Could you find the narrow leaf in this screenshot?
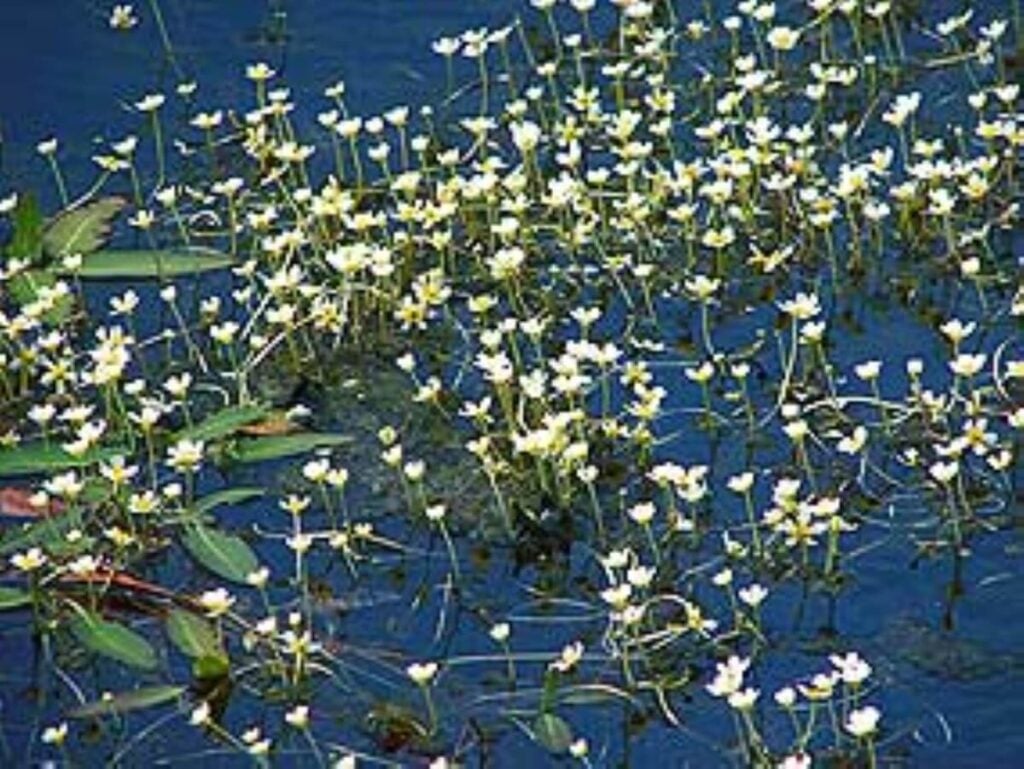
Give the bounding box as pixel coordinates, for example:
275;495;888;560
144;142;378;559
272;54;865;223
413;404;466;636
0;443;127;478
533;713;574;754
194;487;265;515
68;685;185;719
175;404;269;444
166;609;223;660
181;525;259;584
0;586;32;611
64;248;234;279
230;433;353;464
70;612;158;671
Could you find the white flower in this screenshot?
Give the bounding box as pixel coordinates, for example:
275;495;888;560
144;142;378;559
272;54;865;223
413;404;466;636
406;661;438;685
628;502;656;525
189;701;212;726
166;439;204;472
11;547;47;572
109;4;138;30
41;722;68;745
766;26;800;51
545;640;582;674
778;292;821;321
845;705;881;737
198;588;235;618
284;704;310;729
135;93;165;113
489;622;511;643
738;584;768;608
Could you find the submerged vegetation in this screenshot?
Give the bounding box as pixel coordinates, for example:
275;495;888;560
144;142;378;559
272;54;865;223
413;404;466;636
0;0;1022;765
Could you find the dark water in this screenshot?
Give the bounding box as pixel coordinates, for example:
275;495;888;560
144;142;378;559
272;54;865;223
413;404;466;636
1;1;1023;768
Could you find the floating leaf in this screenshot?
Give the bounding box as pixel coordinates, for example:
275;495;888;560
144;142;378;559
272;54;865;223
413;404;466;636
166;609;224;660
181;525;259;584
70;612;158;671
64;247;233;279
230;433;353;464
194;487;265;515
68;685;185;719
0;443;127;478
0;586;32;611
533;713;574;754
192;653;231;680
42;197;125;258
175;404;269;444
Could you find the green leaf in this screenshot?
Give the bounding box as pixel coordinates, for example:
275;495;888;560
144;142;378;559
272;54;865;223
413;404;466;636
42;197;126;258
70;612;159;671
181;525;259;584
194;487;265;515
7;193;44;262
0;514;81;557
230;433;353;464
192;653;231;680
0;442;127;478
68;685;185;719
166;609;223;660
64;248;234;279
0;586;32;611
533;713;573;754
175;404;269;444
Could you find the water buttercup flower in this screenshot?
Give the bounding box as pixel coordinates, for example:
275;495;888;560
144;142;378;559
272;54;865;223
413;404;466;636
845;705;881;737
109;4;138;30
407;661;438;685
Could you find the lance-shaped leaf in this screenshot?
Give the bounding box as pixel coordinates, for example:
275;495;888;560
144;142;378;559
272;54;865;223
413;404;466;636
166;609;224;660
229;433;354;464
0;442;127;478
64;247;233;279
0;586;32;611
68;685;185;719
193;487;265;516
181;525;259;584
533;713;574;754
175;404;270;444
70;612;159;671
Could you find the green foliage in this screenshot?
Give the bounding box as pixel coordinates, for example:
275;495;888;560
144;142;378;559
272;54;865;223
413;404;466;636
68;685;186;719
175;404;269;444
166;609;225;662
41;196;125;258
228;433;354;464
6;193;44;262
0;443;127;478
0;586;32;611
70;611;159;671
193;487;266;515
532;713;574;754
181;525;259;584
64;247;234;279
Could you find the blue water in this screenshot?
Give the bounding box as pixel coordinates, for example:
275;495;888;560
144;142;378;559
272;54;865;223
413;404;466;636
1;1;1023;767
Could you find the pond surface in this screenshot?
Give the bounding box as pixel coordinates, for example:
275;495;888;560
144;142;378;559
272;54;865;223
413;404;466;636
0;1;1022;768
